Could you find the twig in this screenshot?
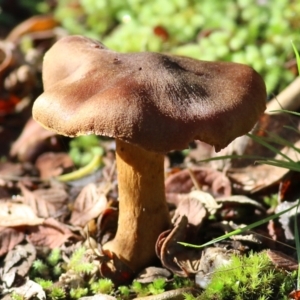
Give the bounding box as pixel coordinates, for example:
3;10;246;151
267;77;300;113
132;287;200;300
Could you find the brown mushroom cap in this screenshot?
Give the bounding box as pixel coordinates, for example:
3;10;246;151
33;35;266;152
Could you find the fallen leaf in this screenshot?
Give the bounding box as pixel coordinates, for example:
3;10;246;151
5;279;46;300
135;266;172;284
216;195;265;211
0;200;44;226
10;117;59;162
0;227;25;256
0;243;36;289
228;164;288;194
27;218;80;248
156;215;204;277
266;249;298;271
19;182;69;219
0;162;24;187
172;191;209;231
35;152;74;179
165;166;231;198
70;183;108;227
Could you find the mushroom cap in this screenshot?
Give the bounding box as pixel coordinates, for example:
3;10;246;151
32;35;266;152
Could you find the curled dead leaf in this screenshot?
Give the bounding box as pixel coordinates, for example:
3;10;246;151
157;215;203;277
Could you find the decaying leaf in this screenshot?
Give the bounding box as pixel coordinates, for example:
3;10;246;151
70;183;108;227
26;218;80;248
195;247;234;289
228;164;288;194
98;207;119;245
10;118;58;162
19;182;69;219
216;195;265;212
0;227;25;257
35;152;74;179
266;249;298;271
135;266;172;284
172;191;208;229
0;162;24;187
165;166;231;198
0;200;44;227
0;243;36;289
4;279;46;300
157;216;203;277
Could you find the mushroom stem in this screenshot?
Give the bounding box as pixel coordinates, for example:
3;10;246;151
103;139;171;272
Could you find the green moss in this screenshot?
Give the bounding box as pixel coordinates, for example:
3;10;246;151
198;251;296;300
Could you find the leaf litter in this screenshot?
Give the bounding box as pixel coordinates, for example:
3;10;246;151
0;14;300;300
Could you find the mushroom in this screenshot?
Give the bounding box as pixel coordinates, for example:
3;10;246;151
32;35;266;274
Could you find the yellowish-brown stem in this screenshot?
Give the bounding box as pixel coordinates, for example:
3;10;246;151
103;139;171;272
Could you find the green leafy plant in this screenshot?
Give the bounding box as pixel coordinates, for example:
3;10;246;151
50;0;300;94
131;280;149;297
49;286;66;300
47;248;62;267
35;278;54;290
67;247;95;274
172;275;194;289
118;285;131;299
69;287;89;299
90;278;114;295
32;259;49;277
147;278;166;295
30;249;62;280
11;292;24;300
68;135;104;167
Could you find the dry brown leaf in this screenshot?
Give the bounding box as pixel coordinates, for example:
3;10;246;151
0;162;24;187
216;195;265;211
266;249;298;271
10;117;58;162
165;166;231;198
228;164;288;193
158;215;190;276
27;218;79;248
0;243;36;289
172;191;209;228
70;183;108;227
0;200;44;226
35;152;74;179
135;266;172;283
157;216;206;277
19;182;68;219
5;279;46;300
0;227;25;256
